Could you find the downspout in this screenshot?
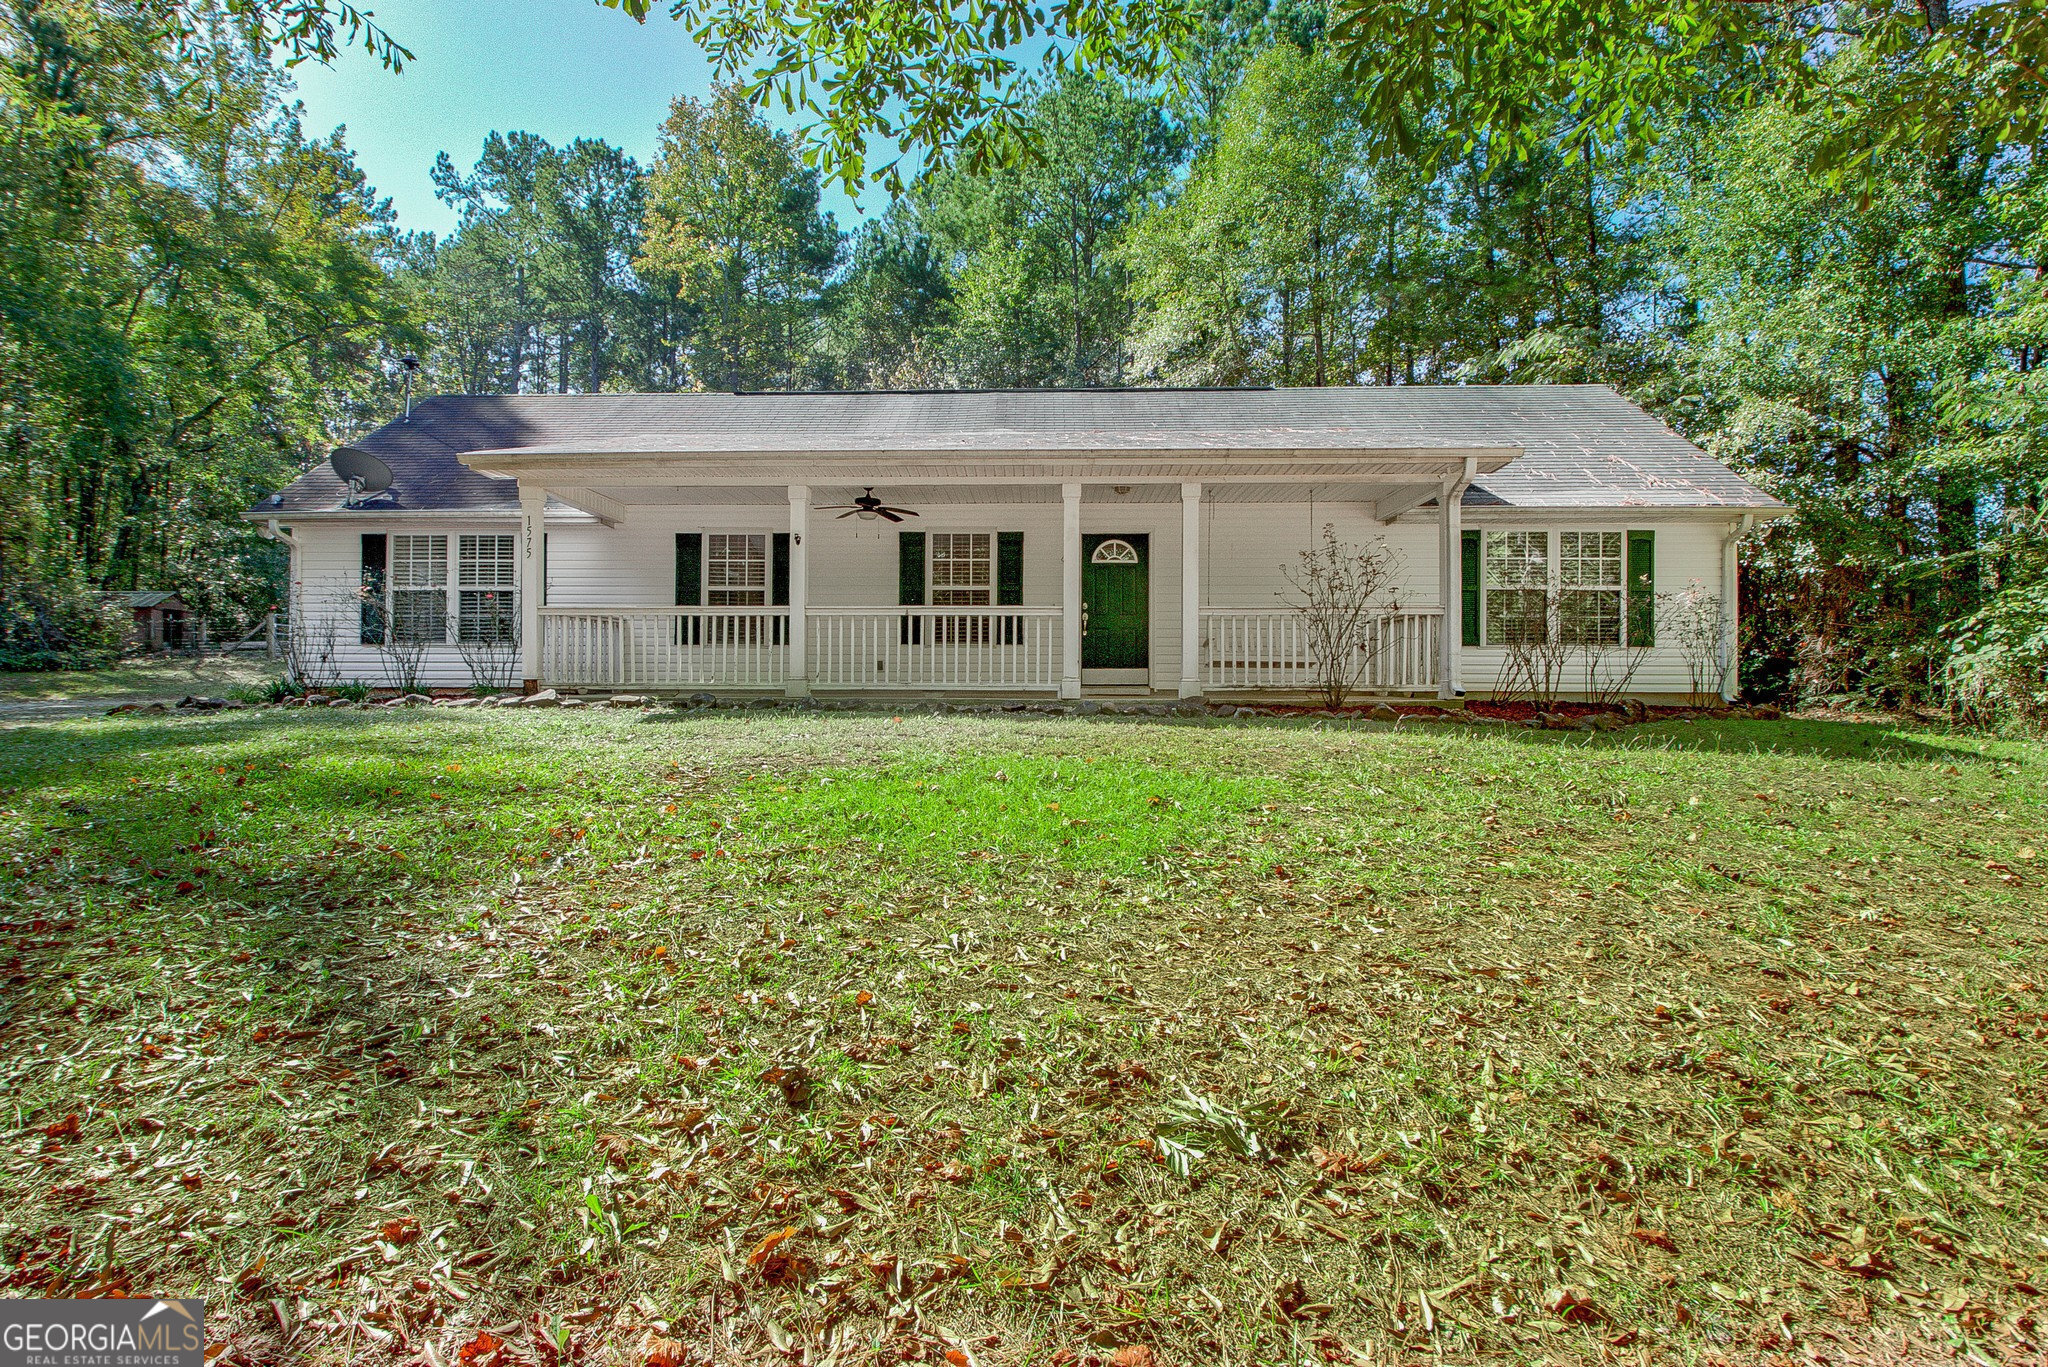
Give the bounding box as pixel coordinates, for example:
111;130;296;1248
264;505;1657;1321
259;517;303;673
1720;513;1753;701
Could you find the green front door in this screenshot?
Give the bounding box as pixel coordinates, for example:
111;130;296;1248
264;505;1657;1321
1082;534;1149;671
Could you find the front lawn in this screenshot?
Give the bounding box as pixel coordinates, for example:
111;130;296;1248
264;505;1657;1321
0;710;2041;1365
0;657;282;712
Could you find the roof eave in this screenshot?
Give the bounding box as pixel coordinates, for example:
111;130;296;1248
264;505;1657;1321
456;444;1527;480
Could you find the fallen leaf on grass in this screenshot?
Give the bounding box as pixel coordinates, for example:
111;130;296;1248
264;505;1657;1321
748;1227;795;1266
456;1330;503;1363
1628;1227;1677;1253
747;1226;814;1285
1309;1145;1382;1176
640;1333;687;1366
1547;1285;1602;1324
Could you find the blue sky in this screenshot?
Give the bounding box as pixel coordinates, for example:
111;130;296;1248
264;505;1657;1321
286;0;881;238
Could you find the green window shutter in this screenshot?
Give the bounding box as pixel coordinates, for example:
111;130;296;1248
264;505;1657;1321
675;534;703;645
1460;529;1481;647
898;531;925;645
675;533;701;606
996;531;1024;644
898;531;926;605
996;531;1024;606
771;533;790;606
360;533;387;645
1627;530;1656;646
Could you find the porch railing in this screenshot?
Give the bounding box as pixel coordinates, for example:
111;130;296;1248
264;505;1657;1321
809;608;1061;690
539;608;788;688
535;605;1439;693
537;606;1061;691
1202;608;1441;693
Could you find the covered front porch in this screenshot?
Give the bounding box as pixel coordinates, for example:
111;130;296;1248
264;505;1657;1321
471;444;1512;700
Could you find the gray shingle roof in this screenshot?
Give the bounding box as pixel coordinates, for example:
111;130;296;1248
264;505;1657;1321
251;386;1781;514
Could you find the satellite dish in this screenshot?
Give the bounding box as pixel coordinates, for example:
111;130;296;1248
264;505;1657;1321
331;446;393;506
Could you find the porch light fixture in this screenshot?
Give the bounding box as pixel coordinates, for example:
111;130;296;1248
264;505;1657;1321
1113;485;1132;495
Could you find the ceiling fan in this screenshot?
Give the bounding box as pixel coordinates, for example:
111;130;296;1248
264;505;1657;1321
821;488;919;523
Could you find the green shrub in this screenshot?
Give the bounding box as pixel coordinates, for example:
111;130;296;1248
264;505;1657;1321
234;676;305;705
333;680;374;703
0;581;126;671
1948;586;2048;733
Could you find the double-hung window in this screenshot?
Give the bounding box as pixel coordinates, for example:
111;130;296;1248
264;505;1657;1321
1482;531;1549;646
389;535;449;644
929;532;992;643
457;534;517;643
705;534;768;606
1558;531;1623;645
929;533;993;606
702;533;770;644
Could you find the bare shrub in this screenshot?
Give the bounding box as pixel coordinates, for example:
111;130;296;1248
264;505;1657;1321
1279;525;1401;709
1664;581;1727;707
455;603;520;694
285;588;352;689
375;630;433;695
1570;594;1647;707
1491;587;1569;708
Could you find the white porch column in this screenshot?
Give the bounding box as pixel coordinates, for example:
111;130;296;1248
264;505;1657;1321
786;485;810;697
1179;482;1202;698
518;482;545;692
1061;481;1083;699
1437;475;1463;701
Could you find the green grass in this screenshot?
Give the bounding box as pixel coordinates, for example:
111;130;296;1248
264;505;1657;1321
0;709;2042;1366
0;656;281;707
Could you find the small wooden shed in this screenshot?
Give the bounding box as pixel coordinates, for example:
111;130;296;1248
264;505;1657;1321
113;591;192;651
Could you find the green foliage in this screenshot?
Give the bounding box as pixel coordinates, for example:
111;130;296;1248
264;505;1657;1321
423;131;667;394
252;674;307;704
0;0;410;620
1125;45;1649;387
0;579;123;671
818;208;954;388
915;73;1182;386
602;0;1199;194
1948;506;2048;731
1642;62;2034;708
636;85;841;391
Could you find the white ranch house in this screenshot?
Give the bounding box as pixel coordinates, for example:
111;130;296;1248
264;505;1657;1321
248;387;1785;703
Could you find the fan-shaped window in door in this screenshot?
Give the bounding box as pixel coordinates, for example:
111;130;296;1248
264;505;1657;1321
1090;538;1140;565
